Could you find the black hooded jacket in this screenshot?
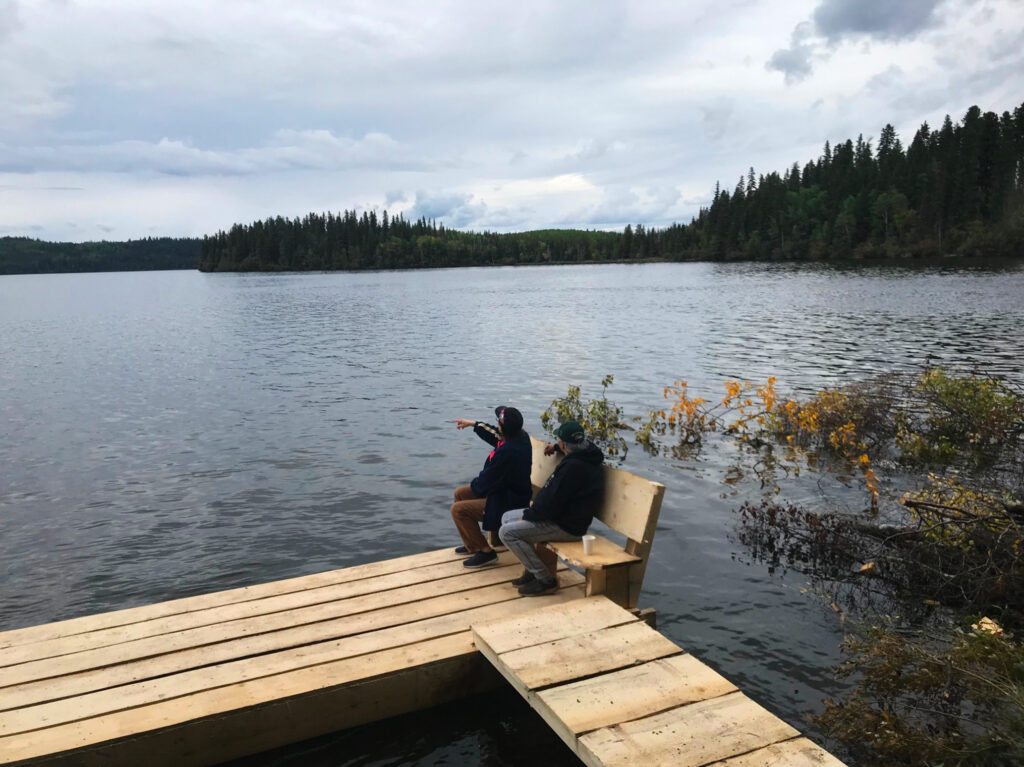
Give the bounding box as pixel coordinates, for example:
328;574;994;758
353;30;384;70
469;421;533;531
524;441;604;536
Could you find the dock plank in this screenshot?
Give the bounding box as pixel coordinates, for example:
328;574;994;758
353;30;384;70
472;596;847;767
708;737;848;766
1;558;524;687
577;692;800;767
1;632;482;763
0;548;462;650
1;583;587;739
2;557;513;667
0;570;581;712
471;595;637;655
495;621;682;690
536;654;738;736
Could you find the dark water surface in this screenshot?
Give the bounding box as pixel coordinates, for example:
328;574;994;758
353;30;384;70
3;262;1024;765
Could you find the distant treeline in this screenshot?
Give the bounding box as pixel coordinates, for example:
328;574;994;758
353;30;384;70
200;101;1024;271
668;102;1024;260
0;237;201;275
199;215;621;271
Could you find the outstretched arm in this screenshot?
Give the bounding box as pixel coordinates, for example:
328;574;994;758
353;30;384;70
452;418;476;430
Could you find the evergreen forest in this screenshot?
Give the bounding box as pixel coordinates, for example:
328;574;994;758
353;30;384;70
199;102;1024;271
0;237;200;275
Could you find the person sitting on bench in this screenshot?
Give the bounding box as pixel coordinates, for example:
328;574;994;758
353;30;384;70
498;419;604;596
450;406;532;568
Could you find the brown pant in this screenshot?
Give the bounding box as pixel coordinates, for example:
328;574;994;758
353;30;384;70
450;485;492;552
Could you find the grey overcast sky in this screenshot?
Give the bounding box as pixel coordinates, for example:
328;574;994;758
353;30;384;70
1;0;1022;242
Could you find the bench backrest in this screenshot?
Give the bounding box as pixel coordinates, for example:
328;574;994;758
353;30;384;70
529;436;666;563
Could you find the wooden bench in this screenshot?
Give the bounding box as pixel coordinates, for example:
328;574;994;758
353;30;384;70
527;436;665;609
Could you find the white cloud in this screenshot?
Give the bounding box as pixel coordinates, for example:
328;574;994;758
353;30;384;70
0;130;428;175
0;0;1019;241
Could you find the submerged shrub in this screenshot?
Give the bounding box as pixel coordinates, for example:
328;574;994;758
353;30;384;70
541;375;628;460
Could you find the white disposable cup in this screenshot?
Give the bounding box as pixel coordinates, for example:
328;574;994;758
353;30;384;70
582;535;596;555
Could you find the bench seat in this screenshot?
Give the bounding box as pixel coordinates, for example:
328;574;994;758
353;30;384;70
544;536;641;570
529;437;665;609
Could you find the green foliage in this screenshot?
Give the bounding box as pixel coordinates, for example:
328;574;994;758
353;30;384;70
714;367;1024;766
816;623;1024;767
897;368;1024;467
540;375;628;461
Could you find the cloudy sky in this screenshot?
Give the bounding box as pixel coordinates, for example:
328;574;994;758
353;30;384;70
1;0;1022;242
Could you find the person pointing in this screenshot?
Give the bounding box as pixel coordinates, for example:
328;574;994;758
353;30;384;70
450;406;532;568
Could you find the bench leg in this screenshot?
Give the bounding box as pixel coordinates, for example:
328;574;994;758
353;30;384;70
534;544;558;577
586;567;630;607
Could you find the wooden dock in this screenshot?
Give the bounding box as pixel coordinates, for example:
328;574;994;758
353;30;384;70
472;596;848;767
1;549;848;767
1;445;849;766
0;548;583;765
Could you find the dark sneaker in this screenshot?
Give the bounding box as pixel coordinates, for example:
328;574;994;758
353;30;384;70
518;575;558;596
463;550;498;568
512;569;536;587
454;545;470;555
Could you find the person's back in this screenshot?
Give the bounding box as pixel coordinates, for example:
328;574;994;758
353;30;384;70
528;438;603;535
449;406;531;568
499;420;604;595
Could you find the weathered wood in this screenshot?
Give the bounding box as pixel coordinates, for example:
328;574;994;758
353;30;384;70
1;582;587;735
536;654;736;737
473;598;847;767
624;482;665;610
495;621;681;691
632;607;657;628
471;596;637;656
577;691;800;767
1;559;525;687
544;537;641;570
707;737;848;766
1;569;582;713
2;557;520;668
1;634;493;766
0;548;462;650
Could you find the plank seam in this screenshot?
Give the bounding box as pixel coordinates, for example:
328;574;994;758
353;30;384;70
0;567;532;680
565;686;739;737
526;648;685;692
0;564;525;668
0;549;488;648
2;585;585;737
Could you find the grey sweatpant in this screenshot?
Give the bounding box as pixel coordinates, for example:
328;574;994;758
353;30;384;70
498;509;580;578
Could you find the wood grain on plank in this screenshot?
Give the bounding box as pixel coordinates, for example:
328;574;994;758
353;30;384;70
545;537;640;569
1;573;582;712
706;736;849;767
0;562;524;688
578;691;799;767
472;595;637;656
2;556;519;667
0;547;463;650
1;632;483;763
1;584;588;737
496;620;681;690
537;653;737;736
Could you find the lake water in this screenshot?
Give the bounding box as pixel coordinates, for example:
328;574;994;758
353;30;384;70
3;262;1024;765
